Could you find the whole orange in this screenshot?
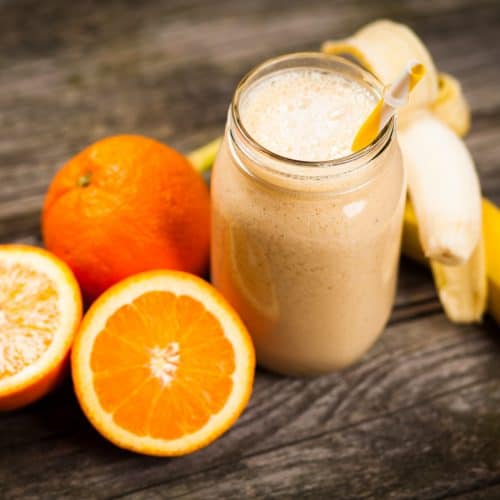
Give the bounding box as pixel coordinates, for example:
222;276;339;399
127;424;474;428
42;135;210;300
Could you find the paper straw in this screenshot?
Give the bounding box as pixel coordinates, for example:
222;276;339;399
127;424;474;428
351;61;426;152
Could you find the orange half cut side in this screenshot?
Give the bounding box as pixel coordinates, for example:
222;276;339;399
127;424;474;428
0;245;82;411
71;270;255;456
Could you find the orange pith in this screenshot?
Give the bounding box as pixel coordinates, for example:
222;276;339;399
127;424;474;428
0;262;59;380
0;245;82;411
72;270;255;456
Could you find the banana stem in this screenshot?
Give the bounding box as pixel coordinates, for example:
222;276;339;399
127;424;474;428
187;137;223;173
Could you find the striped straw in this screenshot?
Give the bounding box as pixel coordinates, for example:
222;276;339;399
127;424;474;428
351;61;426;152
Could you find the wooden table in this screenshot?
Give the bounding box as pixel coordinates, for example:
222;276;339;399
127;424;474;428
1;0;500;498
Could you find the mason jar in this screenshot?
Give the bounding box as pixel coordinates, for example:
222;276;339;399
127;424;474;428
211;53;406;375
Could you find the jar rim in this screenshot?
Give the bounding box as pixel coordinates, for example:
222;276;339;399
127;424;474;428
229;52;395;182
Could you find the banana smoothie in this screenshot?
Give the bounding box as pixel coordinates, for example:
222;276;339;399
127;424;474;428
211;53;406;375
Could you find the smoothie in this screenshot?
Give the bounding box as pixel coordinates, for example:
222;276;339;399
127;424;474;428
211;54;406;375
240;69;377;161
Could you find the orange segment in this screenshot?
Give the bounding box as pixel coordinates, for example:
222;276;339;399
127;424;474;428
72;270;255;456
0;245;82;411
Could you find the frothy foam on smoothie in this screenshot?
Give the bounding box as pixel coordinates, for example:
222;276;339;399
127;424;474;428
239;68;378;162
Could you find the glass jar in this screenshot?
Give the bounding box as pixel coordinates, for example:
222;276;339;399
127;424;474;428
211;53;406;375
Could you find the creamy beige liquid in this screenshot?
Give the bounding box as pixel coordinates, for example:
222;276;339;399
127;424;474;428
240;70;377;161
211;63;406;375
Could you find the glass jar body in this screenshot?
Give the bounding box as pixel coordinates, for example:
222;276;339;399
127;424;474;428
211;54;406;375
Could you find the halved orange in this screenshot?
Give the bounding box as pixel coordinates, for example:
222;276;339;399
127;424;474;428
0;245;82;411
71;270;255;456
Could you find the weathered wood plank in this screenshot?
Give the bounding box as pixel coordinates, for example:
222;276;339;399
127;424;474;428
120;380;500;500
452;483;500;500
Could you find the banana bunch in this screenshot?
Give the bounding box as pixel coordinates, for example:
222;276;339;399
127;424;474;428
323;19;499;324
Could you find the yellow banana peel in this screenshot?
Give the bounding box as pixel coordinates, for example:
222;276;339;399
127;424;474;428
402;199;426;264
432;73;471;137
187;137;223;174
403;199;499;324
430;238;486;324
483;200;500;325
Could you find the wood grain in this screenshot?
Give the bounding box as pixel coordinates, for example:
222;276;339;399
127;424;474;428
0;0;499;498
122;381;500;499
1;314;499;498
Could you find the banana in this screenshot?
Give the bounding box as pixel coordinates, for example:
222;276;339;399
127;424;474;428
402;199;426;264
392;108;486;323
398;111;482;265
483;200;500;324
187;137;223;174
432;73;471;137
403;198;498;324
430;238;486;323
